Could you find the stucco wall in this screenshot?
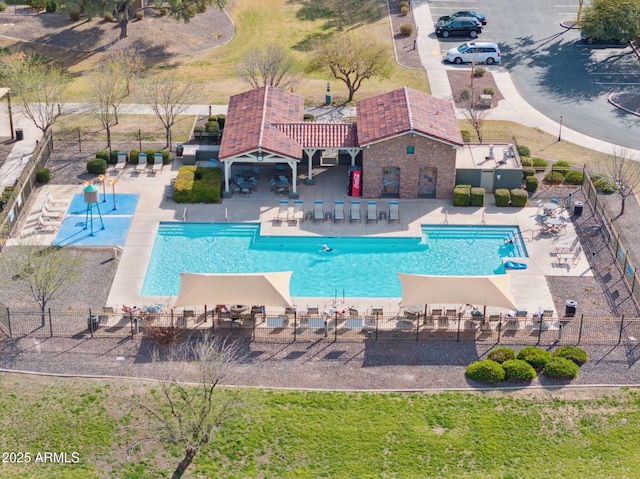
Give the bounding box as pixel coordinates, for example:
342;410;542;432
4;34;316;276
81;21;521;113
361;134;457;199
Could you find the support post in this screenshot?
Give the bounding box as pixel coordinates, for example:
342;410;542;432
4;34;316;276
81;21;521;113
49;308;53;337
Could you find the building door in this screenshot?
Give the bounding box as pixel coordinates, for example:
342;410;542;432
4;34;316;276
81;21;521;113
480;169;494;192
381;167;400;197
418;167;437;198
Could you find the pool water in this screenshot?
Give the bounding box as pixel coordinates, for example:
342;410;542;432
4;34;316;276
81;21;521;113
142;223;528;298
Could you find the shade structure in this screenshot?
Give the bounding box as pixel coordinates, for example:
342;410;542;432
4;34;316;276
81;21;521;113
174;272;293;308
398;273;518;311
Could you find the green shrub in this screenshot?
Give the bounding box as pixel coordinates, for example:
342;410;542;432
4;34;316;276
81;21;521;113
196;2;206;12
400;23;413;35
194;125;205;133
564;170;584;185
398;0;409;7
545;357;579;379
520;157;532;167
525;176;538;192
303;113;315;122
453;185;471;207
502;359;537;381
460;88;471;101
510;189;528;207
591;174;617;193
173;166;222;204
400;6;409;16
69;10;81;21
544;171;564;184
517;145;530;157
28;0;47;9
87;158;107;175
517;346;552;371
523;167;535;178
160;150;171;165
143;149;156;164
553;346;588;366
465;360;505;383
36;168;51;184
470;187;485;207
216;114;226;129
205;120;220;133
129;149;140;164
108;150;119;165
96;150;109;161
552;160;571;175
495;188;510;207
45;0;56;12
473;67;486;77
487;347;516;364
0;1;7;12
531;157;548;168
460;130;471;142
482;87;495;96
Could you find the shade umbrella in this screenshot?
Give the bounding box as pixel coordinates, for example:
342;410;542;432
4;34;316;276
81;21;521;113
174;271;293;308
398;273;518;311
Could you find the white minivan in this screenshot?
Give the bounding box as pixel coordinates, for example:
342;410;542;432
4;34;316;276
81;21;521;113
445;41;501;65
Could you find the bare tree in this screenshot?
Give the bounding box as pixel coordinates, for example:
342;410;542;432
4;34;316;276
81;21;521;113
88;60;129;149
0;50;67;134
237;45;300;90
310;34;392;103
139;75;195;149
133;333;248;479
106;44;143;96
597;149;640;216
461;87;488;143
0;239;84;323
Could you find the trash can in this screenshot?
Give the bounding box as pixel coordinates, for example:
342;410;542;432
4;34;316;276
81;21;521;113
87;314;100;332
176;143;184;157
573;201;583;217
565;299;577;318
15;128;23;141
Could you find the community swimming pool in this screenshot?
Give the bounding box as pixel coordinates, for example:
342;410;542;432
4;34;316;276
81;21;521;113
141;223;528;298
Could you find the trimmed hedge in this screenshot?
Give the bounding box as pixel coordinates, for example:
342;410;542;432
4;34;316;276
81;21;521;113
517;346;551;371
520;157;533;167
552;160;571;175
544;171;564;184
545;357;579;379
522;167;535;178
502;359;537;381
173;166;222;204
465;359;505;383
130;149;140;165
36;168;51;184
303;113;315;122
510;189;528;207
525;176;538;193
96;150;109;162
143;149;156;165
460;130;471;142
495;189;510;207
487;346;516;364
531;157;548;168
470;187;485;207
553;345;587;366
564;170;584;185
87;158;107;175
109;150;119;164
517;145;530;157
453;185;471;207
160;150;171;165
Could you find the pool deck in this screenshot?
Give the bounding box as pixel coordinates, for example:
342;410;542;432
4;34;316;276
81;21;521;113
16;161;591;318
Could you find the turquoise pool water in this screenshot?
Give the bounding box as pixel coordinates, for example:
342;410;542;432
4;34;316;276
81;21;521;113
141;223;528;298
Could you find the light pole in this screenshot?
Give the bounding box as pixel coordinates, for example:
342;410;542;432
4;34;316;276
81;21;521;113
98;174;109;202
108;178;119;211
558;116;563;142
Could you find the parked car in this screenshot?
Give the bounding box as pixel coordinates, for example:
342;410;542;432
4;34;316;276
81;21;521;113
435;18;482;38
445;41;501;64
437;10;487;26
579;31;627;46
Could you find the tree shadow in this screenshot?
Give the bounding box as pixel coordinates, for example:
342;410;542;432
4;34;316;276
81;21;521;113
291;0;386;31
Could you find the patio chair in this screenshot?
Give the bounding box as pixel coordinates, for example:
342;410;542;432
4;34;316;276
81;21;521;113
115;152;127;171
314;201;324;222
293;200;305;223
558;245;582;265
41;201;65;220
334;201;345;222
36;214;62;232
152;153;164;173
555;236;579;254
45;191;69;207
277;200;290;222
136;155;148;173
389;201;399;223
350;201;361;223
367;201;377;223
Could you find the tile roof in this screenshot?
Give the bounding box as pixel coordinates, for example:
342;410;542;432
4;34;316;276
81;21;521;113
355;87;463;147
219;86;304;160
272;122;359;149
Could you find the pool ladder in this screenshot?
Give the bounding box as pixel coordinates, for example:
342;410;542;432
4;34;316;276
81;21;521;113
513;229;534;243
182;207;188;222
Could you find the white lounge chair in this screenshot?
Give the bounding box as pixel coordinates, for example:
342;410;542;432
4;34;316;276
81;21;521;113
277;200;290;222
40;201;65;220
136;154;148;173
45;192;69;208
36;214;62;231
557;245;582;265
367;201;377;223
334;201;345;222
152;153;164;173
293;200;305;223
389;201;399;223
115;152;127;171
555;236;579;255
314;201;324;222
350;201;361;223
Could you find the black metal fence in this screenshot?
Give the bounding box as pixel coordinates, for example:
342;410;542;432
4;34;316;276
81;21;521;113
4;307;640;346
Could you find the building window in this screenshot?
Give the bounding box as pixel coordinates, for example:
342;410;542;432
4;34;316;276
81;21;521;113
406;145;415;155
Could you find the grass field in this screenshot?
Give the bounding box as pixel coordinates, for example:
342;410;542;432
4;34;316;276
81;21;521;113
2;374;640;478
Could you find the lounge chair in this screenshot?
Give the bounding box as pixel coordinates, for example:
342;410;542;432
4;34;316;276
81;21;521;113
36;214;62;231
389;201;399;223
555;237;579;254
45;192;69;207
136;155;148;173
314;201;324;222
293;200;305;223
115;152;127;171
334;201;345;222
350;201;361;223
152;153;164;173
557;245;582;265
367;201;377;223
277;200;290;222
41;201;65;220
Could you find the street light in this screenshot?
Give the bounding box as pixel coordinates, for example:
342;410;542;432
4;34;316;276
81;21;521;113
97;174;109;202
558;116;563;142
108;178;119;211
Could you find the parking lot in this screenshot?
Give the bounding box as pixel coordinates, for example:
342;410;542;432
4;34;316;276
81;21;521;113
427;0;640;150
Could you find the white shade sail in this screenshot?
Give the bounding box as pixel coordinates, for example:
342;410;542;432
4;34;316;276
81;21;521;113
174;272;293;308
398;273;518;310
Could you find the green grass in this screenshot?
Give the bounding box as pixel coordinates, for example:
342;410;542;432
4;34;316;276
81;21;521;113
3;374;640;478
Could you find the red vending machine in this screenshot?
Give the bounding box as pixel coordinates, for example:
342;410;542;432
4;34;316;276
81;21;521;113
348;166;362;196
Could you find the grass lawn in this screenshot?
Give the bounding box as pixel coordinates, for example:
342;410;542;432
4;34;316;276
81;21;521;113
2;373;640;478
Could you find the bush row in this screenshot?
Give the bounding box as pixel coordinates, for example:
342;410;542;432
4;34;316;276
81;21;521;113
453;185;485;207
467;345;587;383
87;149;171;174
518;145;584;186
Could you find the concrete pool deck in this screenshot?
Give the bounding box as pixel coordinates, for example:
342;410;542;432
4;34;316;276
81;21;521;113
15;161;590;318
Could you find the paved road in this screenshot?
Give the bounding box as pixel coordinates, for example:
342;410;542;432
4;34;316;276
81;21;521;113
429;0;640;151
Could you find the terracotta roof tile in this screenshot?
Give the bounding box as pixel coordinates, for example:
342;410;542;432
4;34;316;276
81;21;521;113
273;122;359;149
